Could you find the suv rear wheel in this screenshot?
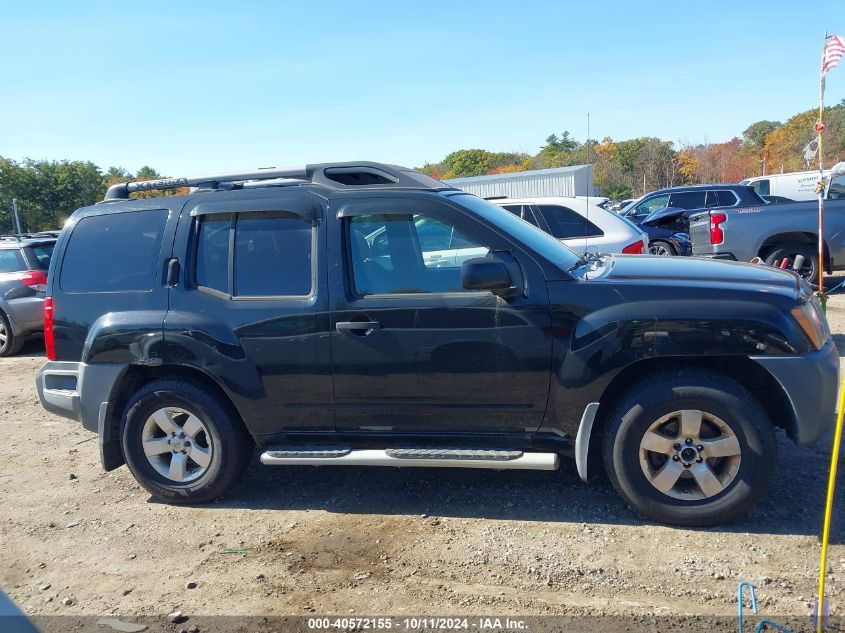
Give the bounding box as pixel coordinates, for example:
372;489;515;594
0;311;25;357
121;379;252;504
602;369;777;526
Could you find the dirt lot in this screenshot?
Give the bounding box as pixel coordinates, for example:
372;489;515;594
3;290;845;621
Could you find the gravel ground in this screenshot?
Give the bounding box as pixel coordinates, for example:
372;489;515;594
3;286;845;620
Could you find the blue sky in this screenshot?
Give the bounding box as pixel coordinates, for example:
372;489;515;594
0;0;842;176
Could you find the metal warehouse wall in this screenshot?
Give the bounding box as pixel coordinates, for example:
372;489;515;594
444;165;593;198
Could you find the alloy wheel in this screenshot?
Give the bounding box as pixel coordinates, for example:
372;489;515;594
639;409;741;500
141;407;213;482
648;242;674;256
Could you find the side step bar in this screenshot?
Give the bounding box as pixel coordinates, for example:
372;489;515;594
260;447;559;471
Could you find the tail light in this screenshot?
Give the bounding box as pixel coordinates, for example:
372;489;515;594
710;212;727;245
20;270;48;293
621;240;645;254
44;297;55;361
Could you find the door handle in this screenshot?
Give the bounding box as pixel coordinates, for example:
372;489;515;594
336;321;382;333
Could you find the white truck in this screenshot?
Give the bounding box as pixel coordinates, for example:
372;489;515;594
740;170;831;202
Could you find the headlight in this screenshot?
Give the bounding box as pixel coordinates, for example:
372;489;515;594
790;301;828;350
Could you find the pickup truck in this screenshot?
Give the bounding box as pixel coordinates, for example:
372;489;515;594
690;163;845;284
35;161;838;527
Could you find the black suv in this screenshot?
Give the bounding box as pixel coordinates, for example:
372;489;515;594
0;233;57;356
619;184;767;224
36;163;837;526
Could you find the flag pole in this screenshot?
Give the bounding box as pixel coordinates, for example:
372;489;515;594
817;33;826;296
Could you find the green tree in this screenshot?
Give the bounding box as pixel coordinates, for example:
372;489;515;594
0;158;105;232
742;120;782;148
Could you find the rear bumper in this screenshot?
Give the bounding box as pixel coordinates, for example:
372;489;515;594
5;296;44;335
36;361;126;469
751;339;840;446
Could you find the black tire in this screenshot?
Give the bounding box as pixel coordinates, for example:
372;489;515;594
0;310;25;357
648;240;676;256
120;379;252;504
763;242;819;285
602;369;777;527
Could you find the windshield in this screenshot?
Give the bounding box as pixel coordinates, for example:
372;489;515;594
441;192;581;269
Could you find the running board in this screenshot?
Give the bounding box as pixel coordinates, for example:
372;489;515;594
259;447;559;470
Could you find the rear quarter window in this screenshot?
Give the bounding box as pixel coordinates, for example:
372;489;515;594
59;209;168;293
26;244;54;270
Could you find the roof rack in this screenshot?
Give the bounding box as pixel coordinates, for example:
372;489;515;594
0;231;60;242
102;162;453;201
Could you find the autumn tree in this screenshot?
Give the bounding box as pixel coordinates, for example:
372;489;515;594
764;105;845;172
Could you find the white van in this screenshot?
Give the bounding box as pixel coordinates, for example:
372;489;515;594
740;170;830;201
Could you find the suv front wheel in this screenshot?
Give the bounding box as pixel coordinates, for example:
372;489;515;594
602;369;777;526
121;379;252;504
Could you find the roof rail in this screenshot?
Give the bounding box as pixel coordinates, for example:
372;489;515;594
102;162;452;201
0;231;60;241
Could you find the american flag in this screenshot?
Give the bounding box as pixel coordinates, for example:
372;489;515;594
822;35;845;75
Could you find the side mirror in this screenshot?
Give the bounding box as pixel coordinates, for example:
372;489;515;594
461;257;512;293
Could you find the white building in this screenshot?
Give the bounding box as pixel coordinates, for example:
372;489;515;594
444;164;594;198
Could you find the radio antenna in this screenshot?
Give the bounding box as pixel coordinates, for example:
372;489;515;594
585;113;590;260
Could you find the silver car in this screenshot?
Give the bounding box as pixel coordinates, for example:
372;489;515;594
490;196;648;255
0;233;56;356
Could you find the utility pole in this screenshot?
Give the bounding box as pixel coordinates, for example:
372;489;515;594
760;158;766;176
11;198;22;235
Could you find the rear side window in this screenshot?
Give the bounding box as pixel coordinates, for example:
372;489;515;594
0;249;26;273
500;204;541;228
233;212;312;297
60;210;168;293
537;204;603;239
668;191;706;209
195;211;313;297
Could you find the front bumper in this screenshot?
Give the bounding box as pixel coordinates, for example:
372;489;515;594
751;338;840;446
36;361;126;469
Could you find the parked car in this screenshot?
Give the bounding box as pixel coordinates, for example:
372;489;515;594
690;162;845;284
0;233;56;356
741;170;830;202
608;198;636;213
620;184;766;223
637;207;692;256
619;184;767;255
35;162;837;527
489;196;648;255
